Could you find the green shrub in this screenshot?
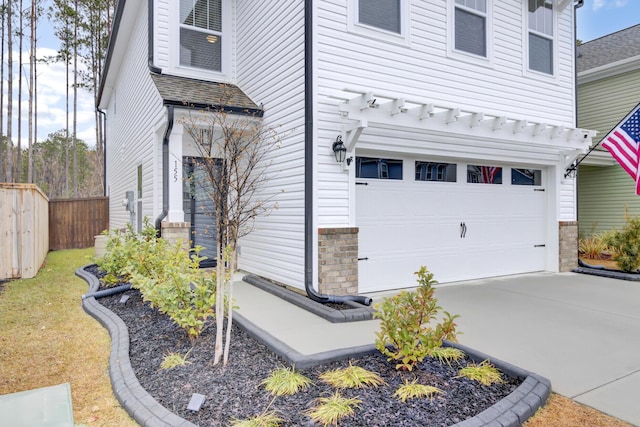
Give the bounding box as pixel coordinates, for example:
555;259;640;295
98;219;218;342
606;212;640;272
95;223;145;286
374;266;460;371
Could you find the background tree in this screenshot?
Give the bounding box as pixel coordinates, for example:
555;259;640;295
182;98;280;366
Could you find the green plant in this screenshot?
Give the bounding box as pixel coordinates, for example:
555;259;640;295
304;392;361;427
374;266;460;371
95;223;145;286
394;379;443;403
606;211;640;272
160;348;193;370
260;366;313;396
98;219;219;342
427;346;465;366
578;234;612;259
456;360;503;386
319;362;385;389
229;410;284;427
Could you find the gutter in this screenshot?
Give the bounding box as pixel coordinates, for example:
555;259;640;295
304;0;371;306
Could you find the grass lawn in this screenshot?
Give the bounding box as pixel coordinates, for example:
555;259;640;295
0;248;632;427
0;248;137;427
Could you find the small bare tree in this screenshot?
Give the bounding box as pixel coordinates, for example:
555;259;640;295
182;94;279;366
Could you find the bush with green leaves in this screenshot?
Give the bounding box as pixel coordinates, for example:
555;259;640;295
95;222;152;286
97;219;218;342
606;211;640;272
374;266;460;371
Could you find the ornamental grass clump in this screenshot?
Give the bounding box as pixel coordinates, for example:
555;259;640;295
427;346;465;367
456;360;503;386
229;410;284;427
374;266;460;371
319;362;386;389
260;367;313;396
304;392;361;427
394;379;443;403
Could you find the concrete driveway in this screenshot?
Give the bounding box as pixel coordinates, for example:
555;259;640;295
432;272;640;426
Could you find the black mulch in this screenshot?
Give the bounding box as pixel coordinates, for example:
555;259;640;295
86;266;521;427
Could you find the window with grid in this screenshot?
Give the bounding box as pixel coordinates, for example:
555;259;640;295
528;0;553;75
358;0;402;34
454;0;487;57
179;0;223;72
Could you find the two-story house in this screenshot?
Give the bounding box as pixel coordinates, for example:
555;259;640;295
576;24;640;237
98;0;594;298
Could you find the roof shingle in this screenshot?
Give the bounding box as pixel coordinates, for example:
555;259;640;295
577;24;640;73
150;73;262;116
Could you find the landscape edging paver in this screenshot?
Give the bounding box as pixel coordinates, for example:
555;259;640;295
77;266;550;427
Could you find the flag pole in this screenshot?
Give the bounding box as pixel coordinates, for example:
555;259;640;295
564;101;640;179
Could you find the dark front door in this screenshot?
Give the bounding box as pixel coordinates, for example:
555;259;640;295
183;157;218;267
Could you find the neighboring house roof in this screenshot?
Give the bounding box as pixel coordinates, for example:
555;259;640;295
150;74;263;116
577;24;640;73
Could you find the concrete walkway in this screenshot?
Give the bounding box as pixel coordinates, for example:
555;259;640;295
234;271;640;426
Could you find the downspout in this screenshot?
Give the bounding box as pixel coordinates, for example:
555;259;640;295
574;0;584;229
304;0;371;306
147;0;170;235
154;105;173;234
147;0;161;74
97;108;107;196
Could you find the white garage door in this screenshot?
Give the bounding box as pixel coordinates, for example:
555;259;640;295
356;159;547;293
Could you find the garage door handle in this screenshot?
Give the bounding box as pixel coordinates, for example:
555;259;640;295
460;222;467;238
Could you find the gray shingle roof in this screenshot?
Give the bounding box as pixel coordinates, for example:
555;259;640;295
577;24;640;73
150;73;262;115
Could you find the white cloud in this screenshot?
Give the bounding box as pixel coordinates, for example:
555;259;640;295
593;0;629;11
593;0;606;11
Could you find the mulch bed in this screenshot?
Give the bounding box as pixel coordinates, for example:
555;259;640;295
87;266;521;426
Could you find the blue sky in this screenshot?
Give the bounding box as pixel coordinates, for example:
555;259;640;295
577;0;640;42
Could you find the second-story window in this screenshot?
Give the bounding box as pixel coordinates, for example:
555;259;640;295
528;0;553;75
358;0;401;34
454;0;487;57
179;0;223;72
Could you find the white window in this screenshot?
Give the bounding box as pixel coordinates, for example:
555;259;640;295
528;0;554;75
179;0;223;72
349;0;409;44
454;0;487;57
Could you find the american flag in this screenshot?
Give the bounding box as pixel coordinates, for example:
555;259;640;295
602;103;640;195
481;166;500;184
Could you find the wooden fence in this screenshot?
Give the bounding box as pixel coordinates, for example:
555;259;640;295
0;183;49;280
49;197;109;251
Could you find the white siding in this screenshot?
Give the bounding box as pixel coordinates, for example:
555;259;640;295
155;0;170;69
105;1;165;230
315;0;577;227
235;0;307;289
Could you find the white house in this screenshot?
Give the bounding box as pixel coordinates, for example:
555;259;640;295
98;0;594;298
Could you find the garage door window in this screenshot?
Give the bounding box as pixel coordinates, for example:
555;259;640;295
467;165;502;184
512;168;542;185
415;161;457;182
356;157;403;179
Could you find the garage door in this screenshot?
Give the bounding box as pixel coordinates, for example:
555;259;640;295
356;158;547;292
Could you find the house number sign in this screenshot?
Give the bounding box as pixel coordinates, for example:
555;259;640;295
174;160;178;183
